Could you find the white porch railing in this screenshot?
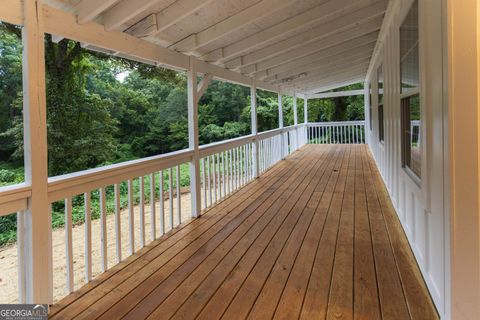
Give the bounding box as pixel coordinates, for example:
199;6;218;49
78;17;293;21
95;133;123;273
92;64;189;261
198;125;306;209
0;124;307;303
307;121;366;144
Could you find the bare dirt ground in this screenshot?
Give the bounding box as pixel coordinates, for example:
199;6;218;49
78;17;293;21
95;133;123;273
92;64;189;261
0;192;192;304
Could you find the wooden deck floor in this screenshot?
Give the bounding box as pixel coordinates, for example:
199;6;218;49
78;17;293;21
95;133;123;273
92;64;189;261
49;145;438;320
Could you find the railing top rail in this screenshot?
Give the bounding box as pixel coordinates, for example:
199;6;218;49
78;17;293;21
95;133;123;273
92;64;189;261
48;148;194;203
198;124;304;157
199;134;255;158
0;183;31;217
308;120;365;126
35;123;308;203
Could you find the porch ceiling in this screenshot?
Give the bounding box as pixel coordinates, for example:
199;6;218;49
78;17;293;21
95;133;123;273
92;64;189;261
44;0;388;94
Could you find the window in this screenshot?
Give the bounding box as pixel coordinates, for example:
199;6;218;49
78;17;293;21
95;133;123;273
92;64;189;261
401;95;420;177
378;105;384;143
368;83;373;130
377;65;384;142
400;0;420;179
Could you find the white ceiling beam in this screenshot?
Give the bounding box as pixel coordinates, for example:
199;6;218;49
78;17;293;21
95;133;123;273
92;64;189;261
307;90;365;99
265;43;374;83
126;0;217;38
41;5;278;94
271;59;371;89
302;79;365;95
279;60;370;88
254;35;378;80
224;4;385;70
125;14;157;37
102;0;165;31
288;70;368;93
289;70;367;93
169;0;296;53
153;0;217;36
201;0;384;63
281;66;368;92
240;28;380;76
0;0;23;26
75;0;121;24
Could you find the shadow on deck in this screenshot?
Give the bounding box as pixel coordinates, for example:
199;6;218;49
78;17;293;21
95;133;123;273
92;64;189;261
49;144;438;320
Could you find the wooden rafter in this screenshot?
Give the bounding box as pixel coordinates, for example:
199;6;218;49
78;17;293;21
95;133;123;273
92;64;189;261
254;34;377;80
200;0;385;63
307;90;364;99
75;0;121;24
292;72;367;94
303;79;365;95
281;67;367;91
239;27;380;76
265;43;375;83
169;0;295;53
224;6;384;71
102;0;166;31
278;61;370;88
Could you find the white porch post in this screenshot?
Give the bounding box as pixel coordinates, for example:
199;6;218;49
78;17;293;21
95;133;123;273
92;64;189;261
304;98;308;145
293;93;298;150
304;98;308;123
278;94;285;158
187;56;201;217
22;0;53;304
364;81;370;145
251;82;259;178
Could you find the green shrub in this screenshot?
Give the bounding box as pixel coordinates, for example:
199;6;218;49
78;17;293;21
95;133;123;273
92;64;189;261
0;169;16;183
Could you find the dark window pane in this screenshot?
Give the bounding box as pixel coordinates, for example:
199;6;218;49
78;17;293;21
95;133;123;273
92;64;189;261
400;1;421;179
378;104;384;142
400;0;419;93
401;95;421;178
377;65;383;104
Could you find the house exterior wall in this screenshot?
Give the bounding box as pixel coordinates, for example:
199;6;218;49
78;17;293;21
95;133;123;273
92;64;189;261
447;0;480;319
365;0;449;318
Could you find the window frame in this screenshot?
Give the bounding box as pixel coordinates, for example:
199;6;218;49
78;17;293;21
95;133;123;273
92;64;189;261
368;83;373;131
377;64;384;143
399;0;421;183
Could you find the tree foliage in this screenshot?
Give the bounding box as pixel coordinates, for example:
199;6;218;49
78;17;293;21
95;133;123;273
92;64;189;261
0;22;364;180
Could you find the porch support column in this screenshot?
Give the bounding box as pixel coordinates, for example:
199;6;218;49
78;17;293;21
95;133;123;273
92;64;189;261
293;93;298;150
278;94;285;158
251;82;259;178
449;0;480;318
304;98;308;123
187;56;201;218
22;0;53;304
364;81;370;144
304;97;308;145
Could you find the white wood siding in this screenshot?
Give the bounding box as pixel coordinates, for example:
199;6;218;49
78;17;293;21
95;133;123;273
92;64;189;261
366;0;447;318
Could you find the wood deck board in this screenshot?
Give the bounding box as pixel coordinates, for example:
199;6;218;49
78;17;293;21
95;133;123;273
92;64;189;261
49;145;438;320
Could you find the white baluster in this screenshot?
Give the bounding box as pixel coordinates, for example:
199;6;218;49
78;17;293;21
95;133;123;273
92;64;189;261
84;192;92;282
65;197;74;293
114;184;121;263
100;187;108;271
139;177;145;248
159;171;165;234
127;179;135;254
150;173;156;241
176;165;181;225
169;168;174;229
